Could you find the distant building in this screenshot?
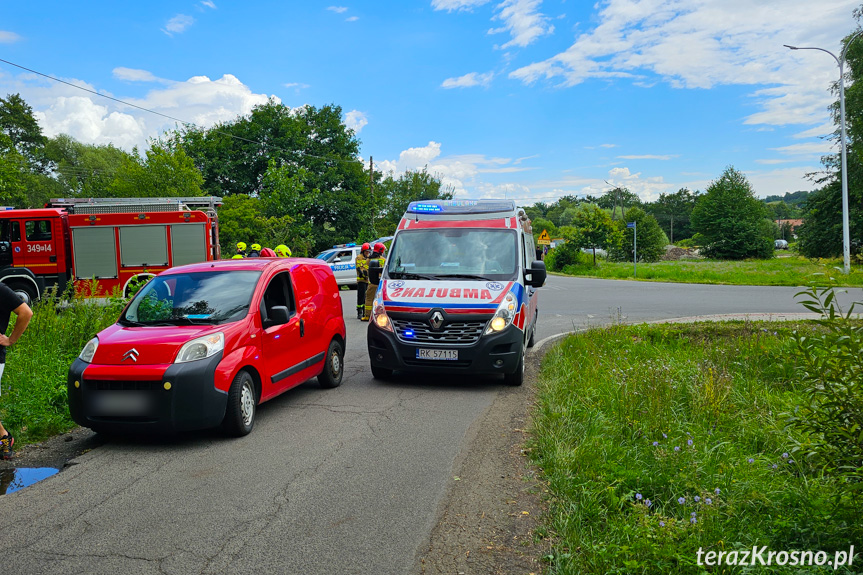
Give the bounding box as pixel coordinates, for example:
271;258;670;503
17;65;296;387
776;219;804;239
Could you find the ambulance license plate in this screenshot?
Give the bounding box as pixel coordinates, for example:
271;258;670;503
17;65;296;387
416;348;458;361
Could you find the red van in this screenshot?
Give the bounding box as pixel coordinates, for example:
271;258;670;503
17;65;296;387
67;258;347;436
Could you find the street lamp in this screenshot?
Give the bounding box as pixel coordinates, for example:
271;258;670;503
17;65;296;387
785;31;861;275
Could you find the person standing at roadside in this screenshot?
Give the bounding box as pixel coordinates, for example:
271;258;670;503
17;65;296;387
0;283;33;460
355;243;371;320
362;243;386;321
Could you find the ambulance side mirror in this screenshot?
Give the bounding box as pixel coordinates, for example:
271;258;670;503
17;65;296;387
525;260;546;287
369;259;382;285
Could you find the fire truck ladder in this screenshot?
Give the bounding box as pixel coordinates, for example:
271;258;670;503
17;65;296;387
48;197;223;215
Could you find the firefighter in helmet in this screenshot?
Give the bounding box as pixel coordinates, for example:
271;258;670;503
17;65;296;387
362;242;386;321
355;243;371;320
247;243;262;258
235;241;247;258
274;244;292;258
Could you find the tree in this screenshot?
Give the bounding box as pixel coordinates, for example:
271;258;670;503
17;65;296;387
572;204;620;265
0;133;28;207
545;226;583;271
374;169;453;237
646;188;698;243
107;138;204;198
216;194;314;257
609;206;668;263
690;166;774;259
0;93;48;174
45;134;132;198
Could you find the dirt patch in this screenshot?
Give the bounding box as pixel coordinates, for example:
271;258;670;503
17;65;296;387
0;426;103;472
415;351;550;575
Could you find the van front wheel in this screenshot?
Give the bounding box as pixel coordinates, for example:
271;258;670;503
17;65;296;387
318;339;344;388
504;351;524;386
222;370;256;436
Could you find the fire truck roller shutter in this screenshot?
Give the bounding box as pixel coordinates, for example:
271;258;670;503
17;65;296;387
119;225;169;267
71;227;118;280
170;224;207;266
0;268;40;306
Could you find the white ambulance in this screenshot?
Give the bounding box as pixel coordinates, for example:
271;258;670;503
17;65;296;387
366;200;546;385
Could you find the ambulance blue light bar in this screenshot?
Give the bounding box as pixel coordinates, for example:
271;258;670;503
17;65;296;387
406;199;516;215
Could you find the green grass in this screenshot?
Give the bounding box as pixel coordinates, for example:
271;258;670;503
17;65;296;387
0;287;126;445
531;321;862;574
557;255;863;287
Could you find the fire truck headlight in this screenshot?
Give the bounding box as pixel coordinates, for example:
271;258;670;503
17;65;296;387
485;292;517;334
371;297;393;332
79;337;99;363
175;332;225;363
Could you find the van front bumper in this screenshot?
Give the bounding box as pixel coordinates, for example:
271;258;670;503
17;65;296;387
67;353;226;434
367;318;522;376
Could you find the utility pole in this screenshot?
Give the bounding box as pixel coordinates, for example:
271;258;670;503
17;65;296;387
369;156;376;237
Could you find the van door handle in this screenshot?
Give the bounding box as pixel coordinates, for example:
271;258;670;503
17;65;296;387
300;319;305;337
49;255;57;263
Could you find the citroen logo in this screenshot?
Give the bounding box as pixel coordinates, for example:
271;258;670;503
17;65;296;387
122;348;139;362
430;311;444;330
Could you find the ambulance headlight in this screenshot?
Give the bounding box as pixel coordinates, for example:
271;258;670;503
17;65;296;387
175;332;225;363
485;292;517;334
79;337;99;363
371;296;393;332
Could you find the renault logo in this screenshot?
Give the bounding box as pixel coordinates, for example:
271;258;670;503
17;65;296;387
122;348;139;362
430;311;444;330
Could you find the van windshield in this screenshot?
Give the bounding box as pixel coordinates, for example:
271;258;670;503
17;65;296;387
120;270;261;326
386;229;518;281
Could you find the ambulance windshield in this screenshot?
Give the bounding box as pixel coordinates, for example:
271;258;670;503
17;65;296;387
387;229;518;281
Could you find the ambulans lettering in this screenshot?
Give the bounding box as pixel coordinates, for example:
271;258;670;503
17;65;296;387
388;286;493;300
464;288;478;299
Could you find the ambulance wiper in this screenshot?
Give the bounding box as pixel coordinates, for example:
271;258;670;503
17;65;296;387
391;272;436;280
436;273;489;280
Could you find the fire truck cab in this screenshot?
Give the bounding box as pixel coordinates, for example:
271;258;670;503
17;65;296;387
0;197;221;304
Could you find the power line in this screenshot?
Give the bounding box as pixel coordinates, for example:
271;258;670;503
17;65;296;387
0;57;364;168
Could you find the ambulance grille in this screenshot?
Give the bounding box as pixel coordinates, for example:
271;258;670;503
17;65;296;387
393;319;486;345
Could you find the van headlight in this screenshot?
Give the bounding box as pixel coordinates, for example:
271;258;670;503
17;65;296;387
485;292;517;334
371;295;393;332
79;337;99;363
175;332;225;363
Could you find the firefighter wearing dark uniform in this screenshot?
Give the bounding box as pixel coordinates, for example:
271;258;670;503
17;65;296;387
355;243;371;320
362;242;386;321
247;243;262;258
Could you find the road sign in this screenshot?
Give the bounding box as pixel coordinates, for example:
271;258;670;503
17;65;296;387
537;229;551;245
626;222;636;228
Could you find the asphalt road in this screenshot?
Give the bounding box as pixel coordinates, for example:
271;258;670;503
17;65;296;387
0;276;860;575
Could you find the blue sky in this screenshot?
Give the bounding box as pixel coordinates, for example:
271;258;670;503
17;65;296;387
0;0;858;203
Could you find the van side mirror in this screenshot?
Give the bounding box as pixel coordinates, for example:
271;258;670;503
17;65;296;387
369;259;382;285
264;305;290;327
525;260;546;287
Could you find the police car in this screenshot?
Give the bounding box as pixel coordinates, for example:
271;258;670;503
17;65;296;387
314;243;361;287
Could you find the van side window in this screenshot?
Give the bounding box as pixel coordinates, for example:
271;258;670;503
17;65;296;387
260;272;296;324
26;220;52;241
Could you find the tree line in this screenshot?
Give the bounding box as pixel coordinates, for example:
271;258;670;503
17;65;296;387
0;94;451;256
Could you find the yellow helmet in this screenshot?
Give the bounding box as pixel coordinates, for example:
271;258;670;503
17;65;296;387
275;244;291;257
250;243;261;252
236;241;247;251
231;254;244;259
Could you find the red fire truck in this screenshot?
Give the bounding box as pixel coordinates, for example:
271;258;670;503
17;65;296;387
0;197;222;304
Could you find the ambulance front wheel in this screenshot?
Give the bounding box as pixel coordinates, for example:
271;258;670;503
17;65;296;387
504;351;525;387
6;280;36;306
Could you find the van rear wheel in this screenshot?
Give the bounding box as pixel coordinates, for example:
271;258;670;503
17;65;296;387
222;370;256;437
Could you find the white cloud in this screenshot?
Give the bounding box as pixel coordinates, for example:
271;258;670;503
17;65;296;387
441;71;494;88
163;14;195;36
771;141;834;156
112;67;162;83
327;6;349;13
755;159;793;165
0;31;21;44
490;0;553;48
12;72;275;151
617;154;676;160
744;166;820;197
200;1;217;9
284;82;311;92
431;0;491;11
346;16;359;21
344;110;368;133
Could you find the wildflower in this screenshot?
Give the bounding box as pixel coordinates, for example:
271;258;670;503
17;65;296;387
687;432;691;436
636;493;642;500
788;459;794;464
691;517;697;524
748;458;754;463
659;521;665;527
694;496;700;502
705;498;712;505
652;441;658;447
662;433;667;439
691;512;697;517
782;452;789;459
674;446;680;452
772;464;778;469
646;499;652;508
678;497;685;505
687;439;693;446
714;488;720;495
